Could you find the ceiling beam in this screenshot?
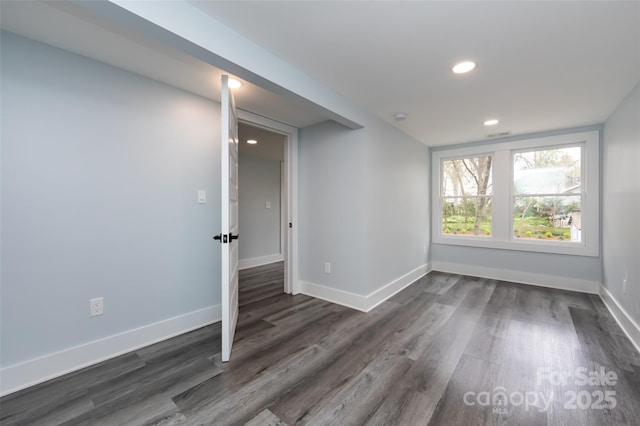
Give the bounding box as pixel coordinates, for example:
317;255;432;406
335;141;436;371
72;0;363;130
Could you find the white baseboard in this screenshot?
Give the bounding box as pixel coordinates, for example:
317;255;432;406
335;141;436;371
431;261;600;294
366;263;431;311
0;305;221;397
300;263;431;313
599;285;640;354
299;280;369;312
239;254;283;270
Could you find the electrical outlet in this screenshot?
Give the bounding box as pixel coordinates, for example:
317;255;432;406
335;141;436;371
90;297;104;317
324;262;331;274
622;271;628;294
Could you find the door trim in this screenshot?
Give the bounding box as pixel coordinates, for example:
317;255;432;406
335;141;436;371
237;110;299;295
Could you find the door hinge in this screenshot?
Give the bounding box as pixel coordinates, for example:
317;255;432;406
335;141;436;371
289;222;292;229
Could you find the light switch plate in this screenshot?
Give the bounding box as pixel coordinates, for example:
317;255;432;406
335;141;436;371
266;201;271;209
197;190;206;204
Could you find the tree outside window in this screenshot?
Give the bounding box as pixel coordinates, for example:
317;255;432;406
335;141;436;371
441;156;492;236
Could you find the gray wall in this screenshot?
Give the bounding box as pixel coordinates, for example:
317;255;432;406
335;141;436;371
602;82;640;323
238;154;282;261
365;120;430;293
0;32;221;367
299;121;368;294
432;244;602;282
299;118;429;296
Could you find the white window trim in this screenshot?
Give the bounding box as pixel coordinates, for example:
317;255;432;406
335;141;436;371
432;130;600;257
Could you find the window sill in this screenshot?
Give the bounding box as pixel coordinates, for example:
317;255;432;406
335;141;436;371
433;235;599;257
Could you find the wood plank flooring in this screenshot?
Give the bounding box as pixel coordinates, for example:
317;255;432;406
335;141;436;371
2;263;639;425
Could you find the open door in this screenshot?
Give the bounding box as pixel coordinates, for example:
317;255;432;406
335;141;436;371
218;75;239;362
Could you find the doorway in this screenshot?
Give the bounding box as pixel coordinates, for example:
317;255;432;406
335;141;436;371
236;110;299;296
237;122;285;305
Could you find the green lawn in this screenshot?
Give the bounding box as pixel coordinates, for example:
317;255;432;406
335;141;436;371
443;216;571;240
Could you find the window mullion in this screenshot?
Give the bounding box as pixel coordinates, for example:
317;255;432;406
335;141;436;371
491;149;511;241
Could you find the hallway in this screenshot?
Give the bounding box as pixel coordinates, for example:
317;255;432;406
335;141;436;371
239;261;285;308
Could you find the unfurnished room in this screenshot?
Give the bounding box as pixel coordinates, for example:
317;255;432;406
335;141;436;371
1;1;639;425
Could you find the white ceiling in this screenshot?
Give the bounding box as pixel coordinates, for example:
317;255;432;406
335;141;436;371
2;1;639;147
238;123;285;162
191;0;640;146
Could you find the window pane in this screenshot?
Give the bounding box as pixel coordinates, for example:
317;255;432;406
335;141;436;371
442;156;493;196
513;196;581;242
513;146;581;195
442;197;492;236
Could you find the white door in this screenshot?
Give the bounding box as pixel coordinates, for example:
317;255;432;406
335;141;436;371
219;75;239;362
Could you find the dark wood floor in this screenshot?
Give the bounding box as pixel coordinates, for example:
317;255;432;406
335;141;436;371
2;262;639;425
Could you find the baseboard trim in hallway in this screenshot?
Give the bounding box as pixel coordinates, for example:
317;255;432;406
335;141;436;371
0;305;221;397
300;263;431;312
238;254;284;270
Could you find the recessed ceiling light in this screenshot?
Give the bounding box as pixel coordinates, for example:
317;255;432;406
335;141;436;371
452;61;476;74
247;139;258;144
228;78;243;89
394;112;407;121
484;119;499;126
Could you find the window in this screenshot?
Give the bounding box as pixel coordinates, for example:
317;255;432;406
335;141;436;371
441;156;493;236
432;130;599;256
512;146;582;243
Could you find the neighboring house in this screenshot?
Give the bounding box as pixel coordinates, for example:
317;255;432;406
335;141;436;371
513;168;581;195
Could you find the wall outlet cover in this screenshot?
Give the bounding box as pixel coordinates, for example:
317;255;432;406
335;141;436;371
90;297;104;317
